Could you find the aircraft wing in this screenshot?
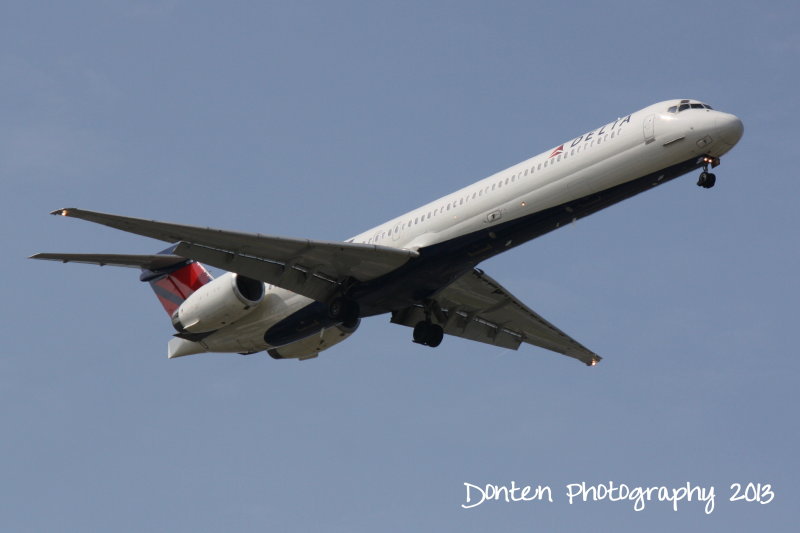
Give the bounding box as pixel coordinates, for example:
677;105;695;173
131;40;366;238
48;208;418;303
390;268;601;365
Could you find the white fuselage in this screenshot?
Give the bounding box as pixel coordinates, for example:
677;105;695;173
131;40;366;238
172;99;743;358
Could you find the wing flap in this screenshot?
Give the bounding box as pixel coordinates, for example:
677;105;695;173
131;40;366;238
391;305;523;350
392;268;601;365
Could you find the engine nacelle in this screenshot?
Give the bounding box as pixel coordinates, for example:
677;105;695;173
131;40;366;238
172;273;264;334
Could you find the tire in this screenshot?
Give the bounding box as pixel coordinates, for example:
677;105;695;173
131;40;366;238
328;297;345;319
329;298;360;322
413;321;430;344
427;324;444;348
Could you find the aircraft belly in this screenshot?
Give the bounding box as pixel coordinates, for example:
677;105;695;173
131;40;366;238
354;155;704;316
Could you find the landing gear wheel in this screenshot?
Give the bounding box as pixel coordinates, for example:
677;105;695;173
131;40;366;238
427;324;444;347
413;321;430;344
328;297;359;324
412;321;444;347
697;162;717;189
341;313;360;330
328;297;345;319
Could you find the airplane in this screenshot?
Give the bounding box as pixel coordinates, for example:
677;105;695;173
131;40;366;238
31;99;743;366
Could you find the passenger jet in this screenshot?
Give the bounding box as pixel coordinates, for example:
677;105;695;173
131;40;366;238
32;99;743;366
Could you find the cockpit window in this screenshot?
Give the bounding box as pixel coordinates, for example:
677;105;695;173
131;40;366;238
667;101;713;113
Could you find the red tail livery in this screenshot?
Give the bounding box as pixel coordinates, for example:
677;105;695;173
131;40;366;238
140;260;213;316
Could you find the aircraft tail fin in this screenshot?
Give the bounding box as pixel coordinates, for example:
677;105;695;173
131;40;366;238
30;247;214;316
140;254;214;316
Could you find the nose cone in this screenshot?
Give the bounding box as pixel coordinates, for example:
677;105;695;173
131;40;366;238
716;113;744;147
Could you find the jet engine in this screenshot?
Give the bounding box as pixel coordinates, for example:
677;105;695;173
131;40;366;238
171;273;264;334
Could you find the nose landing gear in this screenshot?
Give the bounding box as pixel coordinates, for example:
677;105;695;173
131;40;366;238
697;156;720;189
697;171;716;189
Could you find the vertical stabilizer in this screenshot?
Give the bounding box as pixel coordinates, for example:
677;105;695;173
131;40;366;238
140;253;213;316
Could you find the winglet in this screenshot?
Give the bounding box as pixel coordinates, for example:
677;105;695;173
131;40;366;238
51;208;75;217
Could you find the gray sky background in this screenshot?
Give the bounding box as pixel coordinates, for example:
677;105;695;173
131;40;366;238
2;1;797;531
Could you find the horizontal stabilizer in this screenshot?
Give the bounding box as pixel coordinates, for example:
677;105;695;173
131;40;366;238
30;253;188;270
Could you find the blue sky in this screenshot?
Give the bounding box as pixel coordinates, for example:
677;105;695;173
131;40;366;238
2;1;798;531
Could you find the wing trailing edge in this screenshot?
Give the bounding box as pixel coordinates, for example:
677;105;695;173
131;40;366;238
391;268;601;366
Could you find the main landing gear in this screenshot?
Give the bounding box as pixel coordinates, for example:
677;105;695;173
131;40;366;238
328;297;360;329
413;320;444;347
697;156;720;189
412;300;445;347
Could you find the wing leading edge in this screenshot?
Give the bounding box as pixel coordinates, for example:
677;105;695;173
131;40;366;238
391;268;601;365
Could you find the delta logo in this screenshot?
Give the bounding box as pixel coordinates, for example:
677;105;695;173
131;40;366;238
549;145;564;158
